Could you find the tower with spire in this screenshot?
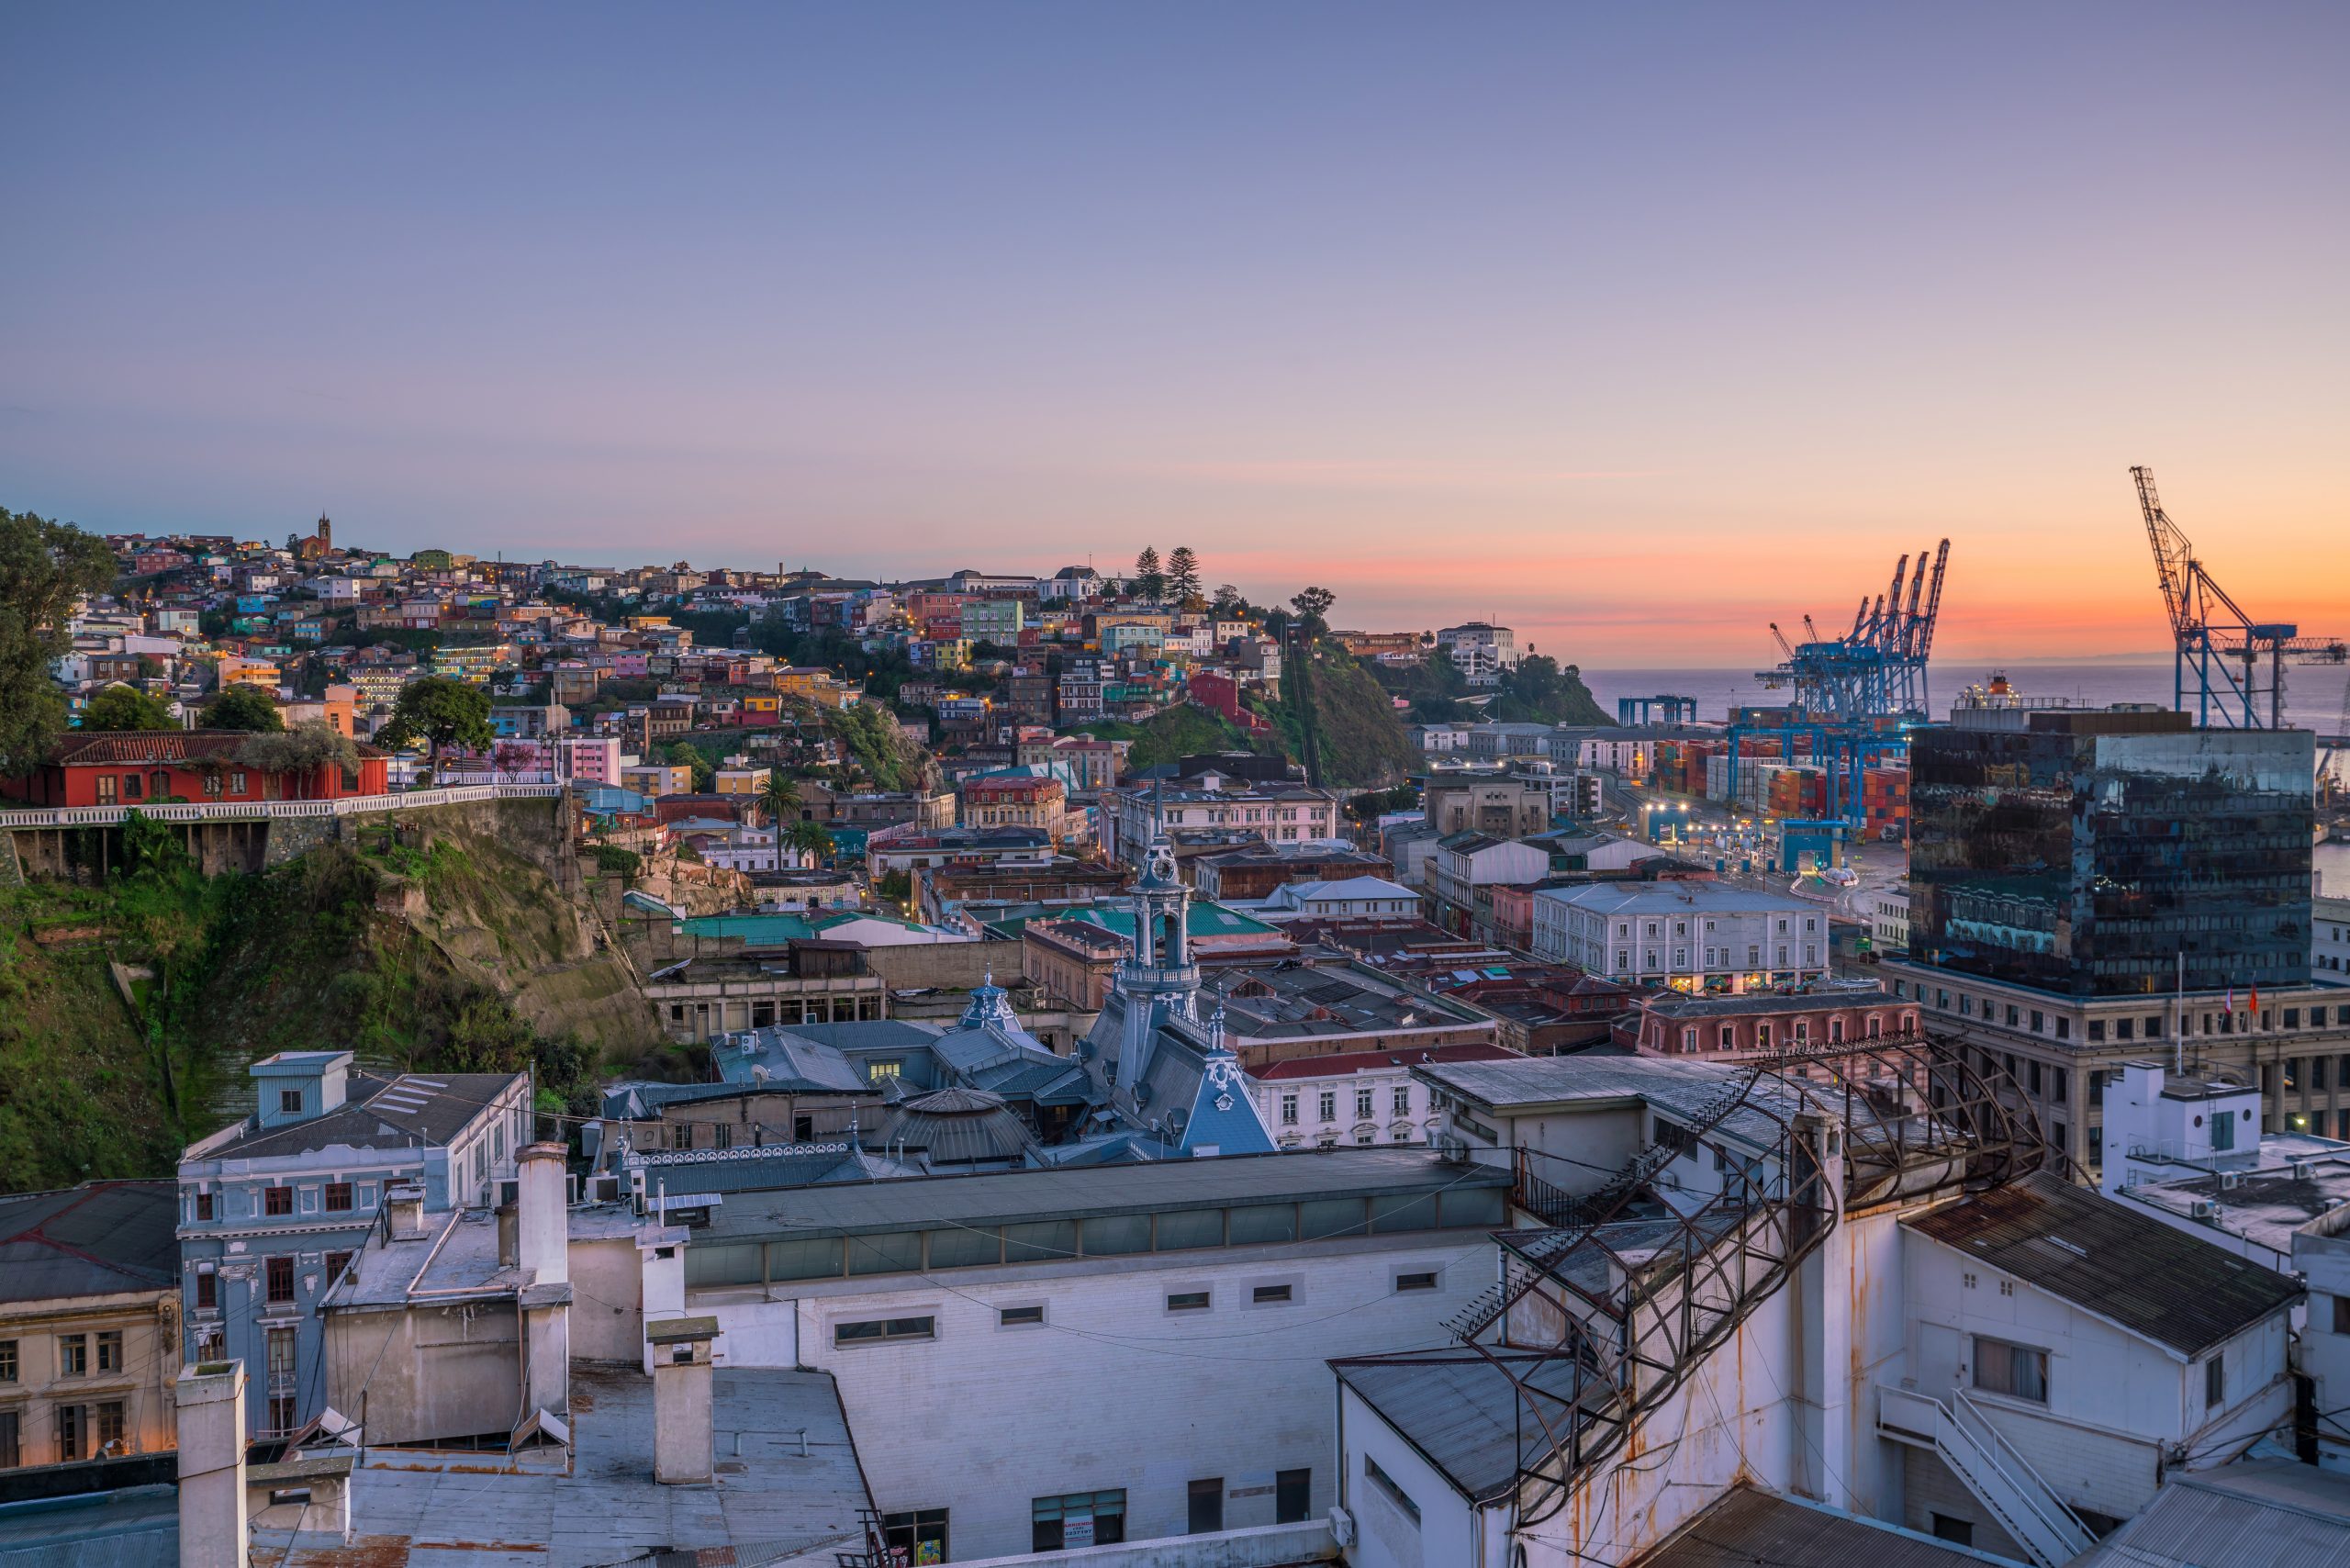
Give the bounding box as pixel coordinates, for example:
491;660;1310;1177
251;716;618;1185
1113;791;1201;1093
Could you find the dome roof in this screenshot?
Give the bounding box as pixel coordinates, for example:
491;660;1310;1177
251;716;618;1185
876;1087;1036;1166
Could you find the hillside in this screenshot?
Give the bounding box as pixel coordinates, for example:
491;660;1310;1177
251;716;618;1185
1071;706;1267;771
1255;639;1418;788
0;801;659;1193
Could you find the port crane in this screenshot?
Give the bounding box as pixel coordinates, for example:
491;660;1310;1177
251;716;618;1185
2133;466;2346;728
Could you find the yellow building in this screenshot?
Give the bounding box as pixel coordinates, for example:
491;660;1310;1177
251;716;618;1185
621;764;694;797
776;667;853;708
0;1181;183;1467
715;767;772;796
214;655;281;692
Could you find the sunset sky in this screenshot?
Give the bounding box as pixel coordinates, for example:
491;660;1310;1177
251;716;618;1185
4;3;2344;666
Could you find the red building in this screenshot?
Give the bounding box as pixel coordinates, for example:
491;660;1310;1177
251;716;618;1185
4;731;392;808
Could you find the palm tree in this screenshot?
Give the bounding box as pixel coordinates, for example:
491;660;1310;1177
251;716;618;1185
783;818;835;867
756;769;802;829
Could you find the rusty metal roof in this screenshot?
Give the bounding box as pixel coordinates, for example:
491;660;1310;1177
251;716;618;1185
1905;1170;2303;1356
1629;1484;1996;1568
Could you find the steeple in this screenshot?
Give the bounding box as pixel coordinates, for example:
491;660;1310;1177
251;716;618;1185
1113;788;1201;1092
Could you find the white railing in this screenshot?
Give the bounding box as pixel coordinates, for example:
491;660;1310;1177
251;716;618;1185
0;782;565;830
1877;1383;2094;1568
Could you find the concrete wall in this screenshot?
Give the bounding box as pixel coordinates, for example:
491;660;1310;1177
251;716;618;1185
570;1235;647;1364
322;1301;524;1446
690;1234;1493;1562
951;1518;1337;1567
1336;1384;1483;1568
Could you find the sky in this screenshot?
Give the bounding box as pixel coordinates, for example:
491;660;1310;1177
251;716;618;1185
3;2;2345;666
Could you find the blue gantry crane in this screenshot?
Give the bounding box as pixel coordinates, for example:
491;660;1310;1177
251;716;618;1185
1729;542;1951;848
2133;466;2345;728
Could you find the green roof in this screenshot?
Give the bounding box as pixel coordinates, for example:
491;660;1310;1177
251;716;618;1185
677;909;943;945
982;902;1278;942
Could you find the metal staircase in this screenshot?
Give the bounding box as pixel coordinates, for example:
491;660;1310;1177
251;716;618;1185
1878;1384;2095;1567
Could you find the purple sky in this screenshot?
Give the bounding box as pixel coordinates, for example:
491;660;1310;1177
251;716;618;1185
4;3;2345;662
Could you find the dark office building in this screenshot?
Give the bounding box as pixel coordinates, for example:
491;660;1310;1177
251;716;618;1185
1909;705;2313;997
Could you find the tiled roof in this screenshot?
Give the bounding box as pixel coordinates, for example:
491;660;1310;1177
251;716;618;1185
1253;1042;1522;1082
49;729;387;766
1905;1170;2304;1356
192;1071;525;1160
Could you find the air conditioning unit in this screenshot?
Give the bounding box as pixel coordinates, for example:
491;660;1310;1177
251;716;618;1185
2190;1199;2218;1219
2220;1171;2243;1191
2295;1160;2317;1181
1328;1506;1356;1547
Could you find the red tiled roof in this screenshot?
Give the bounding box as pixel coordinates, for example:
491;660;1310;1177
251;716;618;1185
50;729;387;766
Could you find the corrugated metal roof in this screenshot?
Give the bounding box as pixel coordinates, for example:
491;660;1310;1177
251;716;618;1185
1905;1171;2304;1356
2069;1461;2350;1568
1335;1348;1588;1502
1629;1484;1999;1568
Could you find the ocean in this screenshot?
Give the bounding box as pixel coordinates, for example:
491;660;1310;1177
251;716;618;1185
1581;662;2350;895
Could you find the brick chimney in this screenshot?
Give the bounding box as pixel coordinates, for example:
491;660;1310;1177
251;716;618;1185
646;1316;718;1484
176;1358;249;1568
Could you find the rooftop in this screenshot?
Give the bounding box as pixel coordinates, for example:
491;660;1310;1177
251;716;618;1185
2118;1152;2350;1260
1333;1347;1586;1503
1203;960;1490;1040
1536;880;1818;914
1252;1042;1522;1083
1906;1170;2305;1357
0;1181;179;1304
2070;1459;2350;1568
185;1071;526;1163
1628;1484;2003;1568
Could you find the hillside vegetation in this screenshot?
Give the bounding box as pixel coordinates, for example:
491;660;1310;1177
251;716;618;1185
0;806;657;1193
1073;706;1266;771
1255;639;1418;788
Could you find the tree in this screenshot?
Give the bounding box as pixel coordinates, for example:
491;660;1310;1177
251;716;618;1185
202;685;285;733
1210;584;1247;621
1289;586;1337;636
666;741;715;793
757;769;802;828
375;676;492;771
1166;546;1202;604
0;508;119;773
491;740;537;780
1132;546;1166;603
235;721;364;799
80;683;177;732
784;818;835;864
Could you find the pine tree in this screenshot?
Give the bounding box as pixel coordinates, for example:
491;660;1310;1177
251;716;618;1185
1166;545;1202;604
1133;546;1166;602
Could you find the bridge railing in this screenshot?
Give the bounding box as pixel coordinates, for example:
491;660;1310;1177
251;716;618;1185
0;782;565;830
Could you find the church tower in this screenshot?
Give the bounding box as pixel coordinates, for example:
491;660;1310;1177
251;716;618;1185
1112;798;1201;1092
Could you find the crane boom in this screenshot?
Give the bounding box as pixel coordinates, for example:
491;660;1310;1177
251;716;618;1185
1915;540;1951;662
2134;465;2196;640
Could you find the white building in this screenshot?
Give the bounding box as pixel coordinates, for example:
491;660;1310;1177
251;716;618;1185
1870;884;1910;953
1249;876;1423;922
1251;1043;1519;1149
1435;622;1519;687
1531;879;1828;991
668;1149;1509;1560
2320;892;2350;982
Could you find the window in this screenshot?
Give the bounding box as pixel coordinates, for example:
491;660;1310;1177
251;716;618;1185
1318;1091;1336;1123
1930;1515;1975;1548
882;1509;948;1564
230;771;247;795
1280;1094;1298;1126
2334;1295;2350;1336
999;1305;1045;1328
1252;1283;1293;1305
96;774;118;806
95;1402;125;1454
324;1182;353;1213
1356;1088;1374;1120
95;1331;122;1374
1033;1490;1125;1551
1190;1477;1225;1534
59;1334;87;1376
1363;1451;1421;1525
834;1316;934;1348
0;1340;15;1383
278;1089;304;1114
269;1395;297;1434
123;773;143;800
1395;1271;1439;1292
0;1410;16;1469
264;1185;292;1216
1393;1086;1411;1115
266;1256;295;1304
324;1251;352;1283
194;1192;213;1222
1167;1291;1212;1313
55;1404;84;1463
2206;1356;2225;1409
1277;1468;1312;1524
1973;1337;2048;1403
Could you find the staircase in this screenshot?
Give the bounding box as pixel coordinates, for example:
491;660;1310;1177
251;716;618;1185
1877;1384;2095;1567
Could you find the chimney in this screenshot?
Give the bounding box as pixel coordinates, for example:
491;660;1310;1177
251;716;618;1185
517;1143;572;1423
385;1181;427;1240
176;1359;249;1568
646;1316;719;1484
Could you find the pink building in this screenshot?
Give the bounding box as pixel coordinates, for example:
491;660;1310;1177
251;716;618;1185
559;736;623;785
1617;988;1922;1058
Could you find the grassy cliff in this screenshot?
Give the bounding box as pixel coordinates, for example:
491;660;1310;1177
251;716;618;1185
0;806;656;1193
1255;640;1418;788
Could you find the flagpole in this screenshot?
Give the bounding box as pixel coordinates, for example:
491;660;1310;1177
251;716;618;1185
2174;949;2184;1076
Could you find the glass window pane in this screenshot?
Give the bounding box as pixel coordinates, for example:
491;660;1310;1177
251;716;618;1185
683;1242;762;1287
766;1238;843;1282
846;1231;923;1276
1228;1204;1297;1245
1441;1186;1507;1228
1154;1209;1225;1250
1371;1193;1438;1234
924;1226;1002;1270
1082;1215;1151;1255
1004;1220;1077;1264
1300;1198;1367;1240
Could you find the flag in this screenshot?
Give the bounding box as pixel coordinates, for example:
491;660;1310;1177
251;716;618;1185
2226;985;2236;1014
2250;983;2261;1016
